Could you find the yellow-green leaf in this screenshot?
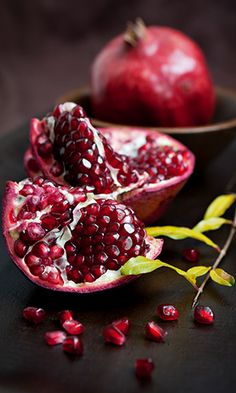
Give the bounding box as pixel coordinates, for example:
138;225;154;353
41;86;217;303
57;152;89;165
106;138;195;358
120;256;164;275
204;194;236;220
146;226;219;250
193;217;231;233
210;268;235;287
120;256;188;276
186;266;211;285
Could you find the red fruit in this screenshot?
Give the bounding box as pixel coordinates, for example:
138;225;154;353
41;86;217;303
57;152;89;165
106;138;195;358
62;320;85;335
26;104;194;224
63;336;83;355
135;358;155;379
45;330;67;346
145;321;167;342
103;325;126;346
58;310;73;324
157;304;179;321
112;317;130;335
91;19;215;127
3;178;162;293
23;307;46;324
194;305;214;325
183;248;200;262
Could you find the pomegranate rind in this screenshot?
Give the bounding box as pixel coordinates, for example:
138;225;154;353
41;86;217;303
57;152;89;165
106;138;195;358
2;181;163;293
102;127;195;224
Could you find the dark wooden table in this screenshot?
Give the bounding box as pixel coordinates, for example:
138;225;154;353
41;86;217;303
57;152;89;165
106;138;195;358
0;123;235;393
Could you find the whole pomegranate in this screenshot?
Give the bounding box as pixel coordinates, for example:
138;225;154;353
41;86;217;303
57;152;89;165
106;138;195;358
91;19;215;127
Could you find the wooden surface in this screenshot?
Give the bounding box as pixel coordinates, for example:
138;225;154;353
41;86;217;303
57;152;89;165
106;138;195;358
0;124;235;393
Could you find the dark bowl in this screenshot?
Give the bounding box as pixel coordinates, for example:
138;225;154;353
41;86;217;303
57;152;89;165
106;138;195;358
57;86;236;169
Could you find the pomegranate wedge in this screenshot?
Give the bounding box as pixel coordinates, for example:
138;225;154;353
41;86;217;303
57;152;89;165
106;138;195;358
25;103;194;224
3;177;162;293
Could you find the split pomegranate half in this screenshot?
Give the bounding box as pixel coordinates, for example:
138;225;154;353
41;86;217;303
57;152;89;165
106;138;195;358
26;102;195;224
3;177;162;293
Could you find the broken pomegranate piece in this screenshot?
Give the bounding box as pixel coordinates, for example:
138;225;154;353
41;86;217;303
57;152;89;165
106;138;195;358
3;177;162;293
25;103;194;224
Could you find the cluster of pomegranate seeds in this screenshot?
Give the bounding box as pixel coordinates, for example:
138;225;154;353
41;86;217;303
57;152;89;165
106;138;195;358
45;330;67;346
23;307;46;324
157;304;179;321
145;321;167;342
133;136;189;183
135;358;155;380
65;199;148;284
63;336;84;355
112;317;130;335
183;248;200;262
103;325;126;346
103;317;130;346
62;320;85;335
58;310;73;324
194;305;214;325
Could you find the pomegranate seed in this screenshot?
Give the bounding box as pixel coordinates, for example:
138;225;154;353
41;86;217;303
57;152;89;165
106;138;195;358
157;304;179;321
62;320;85;335
50;245;64;259
145;321;167;342
135;358;155;379
183;248;200;262
103;325;126;346
194;305;214;325
112;317;130;335
63;336;83;355
14;239;28;257
23;307;46;324
58;310;73;324
45;330;67;346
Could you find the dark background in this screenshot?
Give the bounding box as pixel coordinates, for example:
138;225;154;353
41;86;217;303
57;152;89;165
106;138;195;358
0;0;236;133
0;2;236;393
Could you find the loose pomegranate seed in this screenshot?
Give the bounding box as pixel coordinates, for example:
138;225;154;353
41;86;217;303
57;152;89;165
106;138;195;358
183;248;200;262
194;305;214;325
23;307;46;324
145;321;167;342
63;336;83;355
135;358;155;379
112;317;130;335
58;310;73;324
103;325;126;346
62;320;85;335
157;304;179;321
45;330;67;346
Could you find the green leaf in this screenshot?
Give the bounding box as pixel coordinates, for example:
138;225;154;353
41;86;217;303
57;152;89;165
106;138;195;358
193;217;231;233
120;256;188;277
186;266;211;285
210;268;235;287
120;256;164;276
146;226;219;250
204;194;236;220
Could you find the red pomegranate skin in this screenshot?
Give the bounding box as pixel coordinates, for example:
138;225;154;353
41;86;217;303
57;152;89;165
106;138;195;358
91;26;215;127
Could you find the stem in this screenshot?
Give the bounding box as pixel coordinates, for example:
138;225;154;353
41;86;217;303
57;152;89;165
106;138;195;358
192;208;236;308
123;18;146;47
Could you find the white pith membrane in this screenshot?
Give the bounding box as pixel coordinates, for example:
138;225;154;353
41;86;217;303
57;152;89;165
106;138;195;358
4;178;162;292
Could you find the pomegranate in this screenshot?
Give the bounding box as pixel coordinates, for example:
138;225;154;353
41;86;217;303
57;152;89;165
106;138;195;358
91;19;215;127
112;317;130;335
45;330;67;346
25;103;194;224
156;304;179;321
194;305;214;325
183;248;200;262
62;320;85;335
103;324;126;346
63;336;83;355
145;321;167;342
3;177;162;293
23;306;46;324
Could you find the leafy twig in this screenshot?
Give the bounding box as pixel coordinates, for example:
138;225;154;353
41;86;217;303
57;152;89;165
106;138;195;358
192;208;236;309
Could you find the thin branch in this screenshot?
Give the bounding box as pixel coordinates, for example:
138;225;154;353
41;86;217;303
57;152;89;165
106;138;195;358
192;208;236;309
